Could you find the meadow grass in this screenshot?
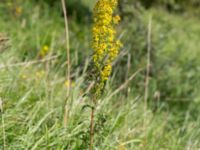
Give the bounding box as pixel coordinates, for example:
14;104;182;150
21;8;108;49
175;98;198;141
0;1;200;149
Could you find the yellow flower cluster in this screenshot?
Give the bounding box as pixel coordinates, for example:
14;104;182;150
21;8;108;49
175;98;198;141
92;0;122;95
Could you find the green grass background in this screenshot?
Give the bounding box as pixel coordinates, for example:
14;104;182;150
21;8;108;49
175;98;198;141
0;0;200;149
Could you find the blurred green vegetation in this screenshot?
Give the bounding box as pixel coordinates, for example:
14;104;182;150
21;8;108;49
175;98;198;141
0;0;200;149
119;0;200;16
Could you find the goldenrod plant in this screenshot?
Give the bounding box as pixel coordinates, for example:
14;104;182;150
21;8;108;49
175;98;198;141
92;0;122;98
2;1;200;149
89;0;122;149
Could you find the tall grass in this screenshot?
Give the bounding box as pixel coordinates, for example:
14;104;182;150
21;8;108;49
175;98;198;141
0;0;200;149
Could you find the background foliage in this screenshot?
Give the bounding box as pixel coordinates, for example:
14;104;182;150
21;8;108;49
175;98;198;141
0;0;200;149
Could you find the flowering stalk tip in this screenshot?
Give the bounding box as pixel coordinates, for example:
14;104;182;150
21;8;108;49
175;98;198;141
91;0;122;97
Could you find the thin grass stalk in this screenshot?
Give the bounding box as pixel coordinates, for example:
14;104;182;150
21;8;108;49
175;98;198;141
61;0;71;128
1;99;6;150
0;55;58;70
144;15;152;123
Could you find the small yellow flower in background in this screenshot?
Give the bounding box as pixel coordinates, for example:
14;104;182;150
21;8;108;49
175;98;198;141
35;70;45;78
20;70;45;81
64;80;70;87
15;6;22;16
64;80;75;88
21;74;27;80
39;45;49;57
118;143;126;150
113;15;121;24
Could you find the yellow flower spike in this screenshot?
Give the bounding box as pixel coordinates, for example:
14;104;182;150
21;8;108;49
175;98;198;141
89;0;122;148
91;0;122;97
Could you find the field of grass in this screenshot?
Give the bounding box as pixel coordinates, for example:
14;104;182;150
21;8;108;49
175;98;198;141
0;0;200;149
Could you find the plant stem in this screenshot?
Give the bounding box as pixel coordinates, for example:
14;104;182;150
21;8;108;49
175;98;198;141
143;15;152;129
61;0;70;89
1;105;6;150
90;106;95;150
144;15;152;112
61;0;71;128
